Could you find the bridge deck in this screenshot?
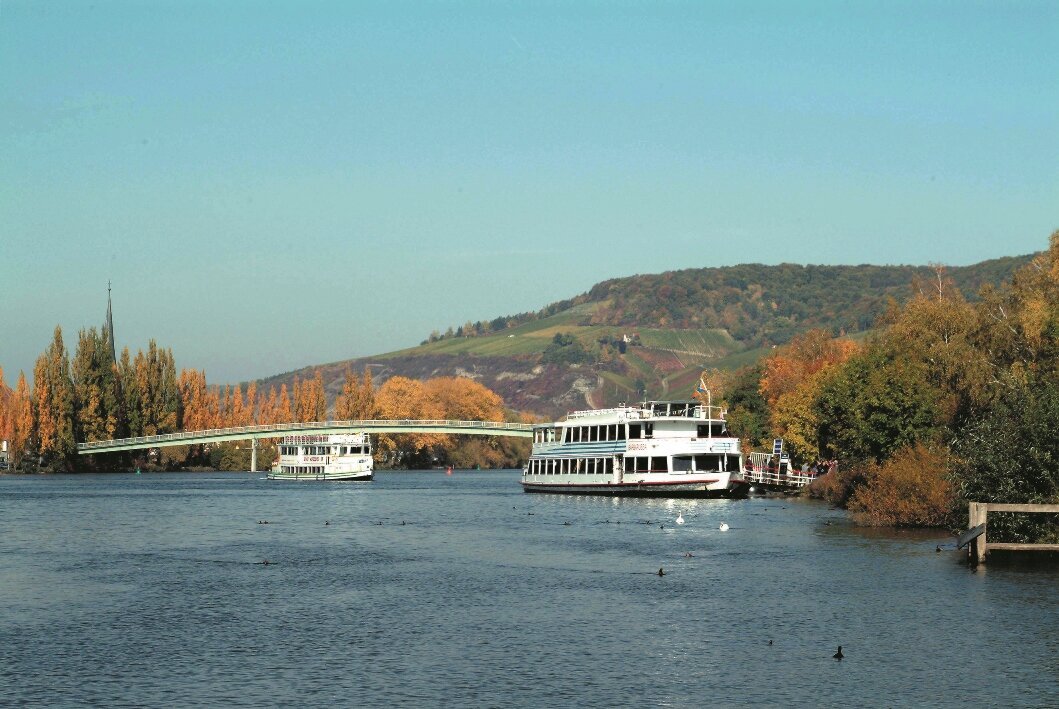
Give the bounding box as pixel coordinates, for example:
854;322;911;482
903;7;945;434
78;419;534;454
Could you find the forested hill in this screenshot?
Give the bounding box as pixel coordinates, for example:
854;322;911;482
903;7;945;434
261;252;1035;419
432;254;1034;348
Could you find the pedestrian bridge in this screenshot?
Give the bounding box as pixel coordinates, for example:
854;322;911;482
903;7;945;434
77;419;535;470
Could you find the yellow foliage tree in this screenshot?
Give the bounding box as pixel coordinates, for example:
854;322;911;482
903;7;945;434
769;372;825;465
10;372;33;470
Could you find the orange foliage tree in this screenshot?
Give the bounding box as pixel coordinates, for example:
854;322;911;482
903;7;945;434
374;376;445;464
847;444;954;527
335;367;376;420
759;329;857;464
10;372;33;470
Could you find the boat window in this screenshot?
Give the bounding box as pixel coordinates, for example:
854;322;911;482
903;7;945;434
652;403;667;416
672;455;692;472
711;423;725;436
634;456;649;473
697;425;709;438
725;455;740;472
604;458;613;474
644;423;653;439
671;403;687;417
651;456;667;473
695;454;721;471
629;424;641;439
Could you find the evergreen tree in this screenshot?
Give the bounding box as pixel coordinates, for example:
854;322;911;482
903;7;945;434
119;347;143;437
72;327;121;443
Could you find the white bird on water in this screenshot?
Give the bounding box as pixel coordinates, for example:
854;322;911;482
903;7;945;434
719;522;730;531
676;512;685;525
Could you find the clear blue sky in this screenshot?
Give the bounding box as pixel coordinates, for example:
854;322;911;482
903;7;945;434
2;0;1056;384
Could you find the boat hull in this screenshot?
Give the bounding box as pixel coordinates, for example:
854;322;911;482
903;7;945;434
521;478;749;499
266;471;373;482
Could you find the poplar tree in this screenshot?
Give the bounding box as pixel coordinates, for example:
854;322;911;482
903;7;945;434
10;372;33;470
72;327;121;443
244;382;257;424
33;326;76;468
276;384;293;423
0;366;10;444
119;347;143;437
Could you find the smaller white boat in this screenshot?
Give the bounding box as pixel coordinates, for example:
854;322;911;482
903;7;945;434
268;433;373;481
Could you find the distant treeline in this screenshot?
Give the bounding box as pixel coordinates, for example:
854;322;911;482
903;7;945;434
714;233;1058;540
426;255;1034;347
0;338;529;473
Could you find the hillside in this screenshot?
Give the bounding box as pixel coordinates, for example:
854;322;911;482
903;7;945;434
257;254;1035;419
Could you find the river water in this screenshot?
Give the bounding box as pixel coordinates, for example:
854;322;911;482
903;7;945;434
1;471;1056;708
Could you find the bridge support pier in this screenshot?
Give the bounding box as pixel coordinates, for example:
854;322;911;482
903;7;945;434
251;437;259;473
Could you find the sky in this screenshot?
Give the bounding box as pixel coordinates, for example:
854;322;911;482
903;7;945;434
1;0;1056;384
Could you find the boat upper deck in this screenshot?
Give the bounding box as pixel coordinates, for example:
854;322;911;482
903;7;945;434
532;400;735;447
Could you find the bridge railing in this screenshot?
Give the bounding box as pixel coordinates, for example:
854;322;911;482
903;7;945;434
77;419;535;452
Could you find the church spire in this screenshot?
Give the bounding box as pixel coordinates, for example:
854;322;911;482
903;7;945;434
104;281;117;365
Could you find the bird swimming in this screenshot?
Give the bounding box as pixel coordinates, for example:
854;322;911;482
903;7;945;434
658;568;665;576
719;522;730;531
833;645;844;660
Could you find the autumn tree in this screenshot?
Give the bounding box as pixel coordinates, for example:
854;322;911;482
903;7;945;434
276;384;293;423
0;366;10;446
422;376;506;465
759;328;857;407
335;367;376;420
9;372;33;470
758;329;857;464
294;370;326;422
178;369;212;432
34;326;76;469
374;376;445;466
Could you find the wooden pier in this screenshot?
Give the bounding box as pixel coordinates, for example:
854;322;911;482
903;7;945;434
964;502;1059;563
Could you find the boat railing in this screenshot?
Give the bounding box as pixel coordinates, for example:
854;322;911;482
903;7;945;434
743;461;818;488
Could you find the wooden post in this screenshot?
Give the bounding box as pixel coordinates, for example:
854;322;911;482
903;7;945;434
969;502;988;564
978;504;988;564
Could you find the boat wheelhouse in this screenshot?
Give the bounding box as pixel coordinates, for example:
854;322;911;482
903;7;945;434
267;433;373;481
521;400;748;498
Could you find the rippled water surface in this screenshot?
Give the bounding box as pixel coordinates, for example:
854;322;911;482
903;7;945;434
1;471;1057;707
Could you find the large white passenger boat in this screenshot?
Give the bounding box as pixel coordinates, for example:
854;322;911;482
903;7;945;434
521;400;749;498
267;433;373;481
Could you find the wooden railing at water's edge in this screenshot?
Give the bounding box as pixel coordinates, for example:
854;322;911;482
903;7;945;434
963;502;1059;564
